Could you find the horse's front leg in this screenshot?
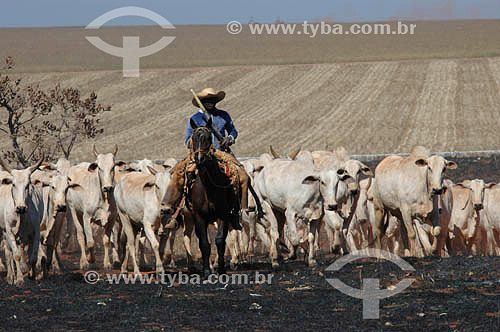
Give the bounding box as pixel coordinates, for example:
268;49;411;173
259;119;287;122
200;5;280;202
215;217;230;275
194;216;211;278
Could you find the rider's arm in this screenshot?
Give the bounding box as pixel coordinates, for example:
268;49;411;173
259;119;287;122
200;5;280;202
185;117;194;148
223;112;238;144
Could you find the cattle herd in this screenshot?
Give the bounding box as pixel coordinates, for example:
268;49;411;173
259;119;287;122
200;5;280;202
1;144;499;286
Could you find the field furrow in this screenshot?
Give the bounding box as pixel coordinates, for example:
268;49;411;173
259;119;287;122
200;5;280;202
352;61;429;154
326;62;399;153
398;60;458;152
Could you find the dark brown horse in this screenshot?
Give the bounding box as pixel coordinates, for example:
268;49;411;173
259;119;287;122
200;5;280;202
163;118;244;277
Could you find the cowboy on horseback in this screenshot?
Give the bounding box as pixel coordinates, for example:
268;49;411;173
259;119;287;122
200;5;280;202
165;88;253;231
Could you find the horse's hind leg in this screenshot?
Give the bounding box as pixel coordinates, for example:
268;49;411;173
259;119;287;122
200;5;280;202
215;218;230;275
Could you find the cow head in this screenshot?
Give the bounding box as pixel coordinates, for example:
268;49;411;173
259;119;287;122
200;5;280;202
302;167;351;212
415;155;457;196
457;179;494;211
41;174;74;241
146;166;172;203
93;144;118;193
341;159;373;196
50;174;73;213
0;154;44;214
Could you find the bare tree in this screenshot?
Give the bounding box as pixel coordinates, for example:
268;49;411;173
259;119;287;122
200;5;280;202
0;57;110;167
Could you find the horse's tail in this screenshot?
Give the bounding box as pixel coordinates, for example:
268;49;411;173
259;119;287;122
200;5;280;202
248;183;264;219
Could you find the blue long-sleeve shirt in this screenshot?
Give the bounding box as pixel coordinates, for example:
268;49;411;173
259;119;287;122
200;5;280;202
185;109;238;150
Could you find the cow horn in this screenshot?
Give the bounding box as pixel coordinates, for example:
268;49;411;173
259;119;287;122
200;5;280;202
93;144;99;157
0;155;13;174
269;145;280;159
112;144;118;157
29;152;45;174
289;146;301;160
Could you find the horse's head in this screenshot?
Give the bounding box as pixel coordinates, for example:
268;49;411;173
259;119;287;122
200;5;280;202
190;117;213;165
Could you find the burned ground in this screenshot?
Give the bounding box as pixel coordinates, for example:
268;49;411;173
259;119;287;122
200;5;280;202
0;156;499;331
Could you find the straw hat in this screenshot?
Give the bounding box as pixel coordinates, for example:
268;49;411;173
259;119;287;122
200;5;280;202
192;88;226;107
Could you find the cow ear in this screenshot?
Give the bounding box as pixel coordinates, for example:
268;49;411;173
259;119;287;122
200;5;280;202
162;164;172;172
415;158;428;167
115;161;126;167
88;163;98;172
254;165;264;173
302;175;320;184
459;180;471;188
147;166;158;176
360;165;373;177
190;118;198;130
446;160;457;170
486;182;497;189
1;177;12;185
143;181;155;191
68;183;81;190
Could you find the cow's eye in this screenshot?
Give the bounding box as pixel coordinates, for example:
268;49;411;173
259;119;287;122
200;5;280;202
428;167;432;173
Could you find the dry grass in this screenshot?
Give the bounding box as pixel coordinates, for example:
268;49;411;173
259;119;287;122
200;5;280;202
1;20;500;73
1;21;500;161
0;57;498;162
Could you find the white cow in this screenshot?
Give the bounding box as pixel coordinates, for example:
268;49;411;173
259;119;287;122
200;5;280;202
66;145;117;270
0;155;44;285
372;147;457;256
114;166;172;274
440;179;493;256
254;155;349;267
311;148;372;254
480;183;500;255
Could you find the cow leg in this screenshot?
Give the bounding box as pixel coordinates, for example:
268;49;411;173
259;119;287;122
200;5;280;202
5;228;24;286
82;212;96;265
244;211;256;263
118;211;140;275
0;254;5;272
4;239;15;285
284;208;299;260
400;208;417;256
227;229;240;270
182;212;195;273
323;217;336;253
111;222;121;267
69;207;90;270
414;221;432;257
215;219;230;275
307;220;318;267
324;211;344;255
143;221;164;274
166;228;177;268
260;201;280;269
374;207;386;253
102;217;115;271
